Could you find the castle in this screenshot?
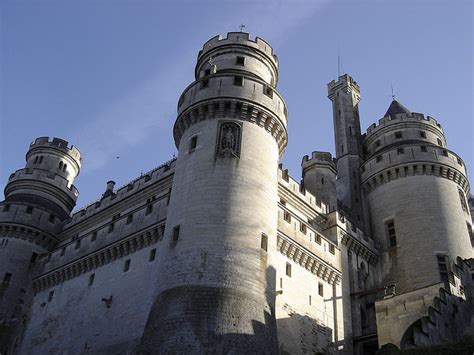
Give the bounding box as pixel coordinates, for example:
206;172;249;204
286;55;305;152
1;32;473;354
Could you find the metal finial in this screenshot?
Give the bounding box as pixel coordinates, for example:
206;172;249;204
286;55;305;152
239;24;245;32
391;82;395;100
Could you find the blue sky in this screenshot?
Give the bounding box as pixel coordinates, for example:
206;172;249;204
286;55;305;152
1;0;472;208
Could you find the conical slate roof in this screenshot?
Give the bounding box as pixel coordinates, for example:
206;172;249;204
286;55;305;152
384;100;411;118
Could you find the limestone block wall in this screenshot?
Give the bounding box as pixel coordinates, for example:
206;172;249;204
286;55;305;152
20;243;164;354
141;118;281;352
365;175;473;294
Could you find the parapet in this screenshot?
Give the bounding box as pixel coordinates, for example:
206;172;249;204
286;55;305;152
301;151;337;173
327;74;361;99
365;112;443;136
197;32;278;66
29;136;82;163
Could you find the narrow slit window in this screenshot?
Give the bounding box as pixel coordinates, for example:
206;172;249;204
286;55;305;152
386;220;397;247
88;274;95;286
189;136;198;151
91;232;97;242
30;252;38;263
126;214;133;225
286;262;292;277
149;248;156;262
48;290;54;302
108;223;114;233
261;234;268;251
123;259;131;272
173;225;180;241
146;204;153;215
318;283;324;296
3;272;12;284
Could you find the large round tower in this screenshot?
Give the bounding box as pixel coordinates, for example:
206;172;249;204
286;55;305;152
141;32;287;352
0;137;81;353
361;101;472;294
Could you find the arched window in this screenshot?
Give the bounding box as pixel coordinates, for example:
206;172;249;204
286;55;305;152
59;161;63;169
38;156;43;164
63;164;67;172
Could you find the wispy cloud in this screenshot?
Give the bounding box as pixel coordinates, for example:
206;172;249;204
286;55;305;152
76;0;330;173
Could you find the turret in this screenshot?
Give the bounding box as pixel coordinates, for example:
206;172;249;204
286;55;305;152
141;32;287;352
301;151;337;212
0;137;81;354
360;101;473;348
328;74;365;226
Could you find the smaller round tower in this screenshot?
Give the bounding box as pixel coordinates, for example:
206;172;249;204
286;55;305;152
361;101;472;295
301;151;337;212
0;137;81;353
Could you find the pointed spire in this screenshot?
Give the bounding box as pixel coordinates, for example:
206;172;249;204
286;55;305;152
384;100;411;118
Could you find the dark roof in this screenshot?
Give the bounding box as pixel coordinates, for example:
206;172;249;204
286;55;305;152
384;100;411;118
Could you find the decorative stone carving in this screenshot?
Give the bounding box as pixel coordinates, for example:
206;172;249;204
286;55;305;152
216;120;242;158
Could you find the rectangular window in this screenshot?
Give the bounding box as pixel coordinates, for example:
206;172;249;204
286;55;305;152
126;214;133;225
374;140;381;147
25;206;33;215
309;295;312;305
123;259;131;272
30;252;38;263
204;68;211;76
286;262;292;277
48;214;55;223
397;148;404;155
386;220;397;247
146;204;153;215
3;204;10;212
329;244;335;254
75;240;81;249
283;211;291;223
261;234;268;251
201;78;209;88
236;56;245;65
108;223;114;234
376;155;383;163
420;146;427;152
48;290;54;302
437;254;449;283
149;248;156;262
233;76;243;86
91;232;97;242
263;85;273;98
395;131;402;139
88;274;95;286
420;131;427;138
300;223;307;234
318;282;324;296
3;272;12;284
437;138;443;146
467;222;473;246
189;136;198;151
442;149;448;157
173;225;180;241
315;234;322;245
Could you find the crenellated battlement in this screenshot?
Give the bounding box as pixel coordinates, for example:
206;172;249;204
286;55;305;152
301;151;336;167
278;164;329;216
197;32;277;65
66;158;176;225
29;137;82;162
327;74;361;100
7;167;79;197
365;112;443;136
